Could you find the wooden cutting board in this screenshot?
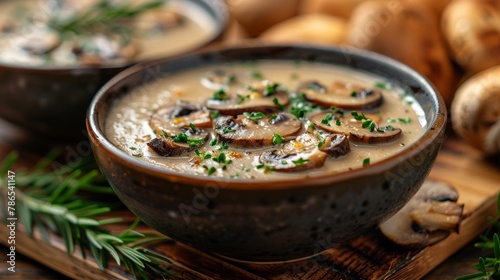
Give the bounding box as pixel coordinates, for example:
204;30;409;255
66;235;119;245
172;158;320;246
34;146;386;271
1;119;500;280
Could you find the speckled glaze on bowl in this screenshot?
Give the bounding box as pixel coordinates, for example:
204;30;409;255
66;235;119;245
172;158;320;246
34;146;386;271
87;44;447;262
0;0;228;141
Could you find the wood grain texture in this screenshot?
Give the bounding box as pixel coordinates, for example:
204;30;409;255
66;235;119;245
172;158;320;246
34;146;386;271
1;116;499;279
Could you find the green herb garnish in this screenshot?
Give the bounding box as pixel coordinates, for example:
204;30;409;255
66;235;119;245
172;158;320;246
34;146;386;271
189;123;197;132
243;112;266;122
264;83;281;96
173;133;204;147
210;111;220;119
222;127;236;134
272;98;284;111
318;139;326;148
272;133;285;145
292;158;309;167
363;157;370;166
398;117;412;124
251;71;263;79
211;89;228;100
236;94;250;104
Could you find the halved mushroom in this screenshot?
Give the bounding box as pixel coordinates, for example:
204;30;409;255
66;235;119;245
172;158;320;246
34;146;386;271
311;111;402;144
294;132;350;158
297;80;383;110
214;112;301;148
200;69;238;90
205;81;290;116
147;101;210;156
379;180;464;248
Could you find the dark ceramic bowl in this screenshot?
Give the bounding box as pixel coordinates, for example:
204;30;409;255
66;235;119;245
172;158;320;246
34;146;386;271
87;44;447;262
0;0;228;140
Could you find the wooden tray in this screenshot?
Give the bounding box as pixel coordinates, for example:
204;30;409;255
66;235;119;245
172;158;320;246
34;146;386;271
1;119;500;280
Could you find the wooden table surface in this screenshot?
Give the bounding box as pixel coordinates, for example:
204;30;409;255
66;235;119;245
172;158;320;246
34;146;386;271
0;117;498;279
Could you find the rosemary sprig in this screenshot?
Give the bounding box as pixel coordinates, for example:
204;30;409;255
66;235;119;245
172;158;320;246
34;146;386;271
455;192;500;280
48;0;166;36
0;151;173;279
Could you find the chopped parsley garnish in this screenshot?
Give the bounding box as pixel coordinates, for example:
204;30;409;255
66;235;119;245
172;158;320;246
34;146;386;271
290;93;317;119
210;111;220;119
222;127;236;134
321;113;334;126
211;89;228;100
225;75;237;84
162;130;168;138
242;167;251;172
256;164;275;173
406;101;414;106
236;94;250;104
363;157;370;166
350;91;358;97
129;147;137;150
230;173;239;179
398;117;412;124
189;123;197;132
281;160;288;165
243;111;266;122
173;133;205;147
132;153;143;158
207;166;217;176
209;138;217;146
264;83;281;96
318;139;326;148
194;149;212;160
219;142;229;150
272;97;285;111
272;133;285;145
251;71;263;79
152;129;157;135
292;158;309;167
374;81;388;89
351;111;376;132
336;119;341;126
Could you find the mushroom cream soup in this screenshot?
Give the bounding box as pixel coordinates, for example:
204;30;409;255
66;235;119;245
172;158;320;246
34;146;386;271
106;61;426;179
0;0;216;66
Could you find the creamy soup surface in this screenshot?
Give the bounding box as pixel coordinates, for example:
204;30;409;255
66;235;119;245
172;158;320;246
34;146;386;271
0;0;216;66
106;61;426;180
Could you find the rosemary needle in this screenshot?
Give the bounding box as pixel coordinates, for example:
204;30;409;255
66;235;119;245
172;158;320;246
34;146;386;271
0;151;173;279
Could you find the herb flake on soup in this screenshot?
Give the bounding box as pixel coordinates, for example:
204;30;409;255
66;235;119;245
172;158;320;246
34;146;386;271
106;61;426;179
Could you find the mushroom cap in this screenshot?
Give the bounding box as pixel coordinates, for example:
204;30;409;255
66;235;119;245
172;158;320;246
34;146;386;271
205;81;290;116
214;113;302;148
451;66;500;155
311;111;402;144
379;180;464;248
298;80;384;110
259;148;327;172
295;132;351;158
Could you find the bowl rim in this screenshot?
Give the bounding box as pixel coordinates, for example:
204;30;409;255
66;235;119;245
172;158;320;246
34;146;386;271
87;43;447;190
0;0;228;71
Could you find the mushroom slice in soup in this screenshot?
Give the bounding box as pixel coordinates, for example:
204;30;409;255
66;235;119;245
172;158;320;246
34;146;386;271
214;112;302;148
147;126;209;157
259;135;328;172
150;101;212;136
205;81;290;116
297;132;351;158
18;28;61;55
148;101;211;156
311;111;402;144
379;180;464;248
298;80;383;110
200;69;239;90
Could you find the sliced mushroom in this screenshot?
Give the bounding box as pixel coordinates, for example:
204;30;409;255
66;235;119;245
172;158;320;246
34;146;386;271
18;28;61;55
200;69;238;90
311;111;402;144
297;80;383;110
147;101;210;156
214;112;301;148
150;101;212;135
259;132;331;172
294;132;350;158
205;81;290;116
379;180;464;248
